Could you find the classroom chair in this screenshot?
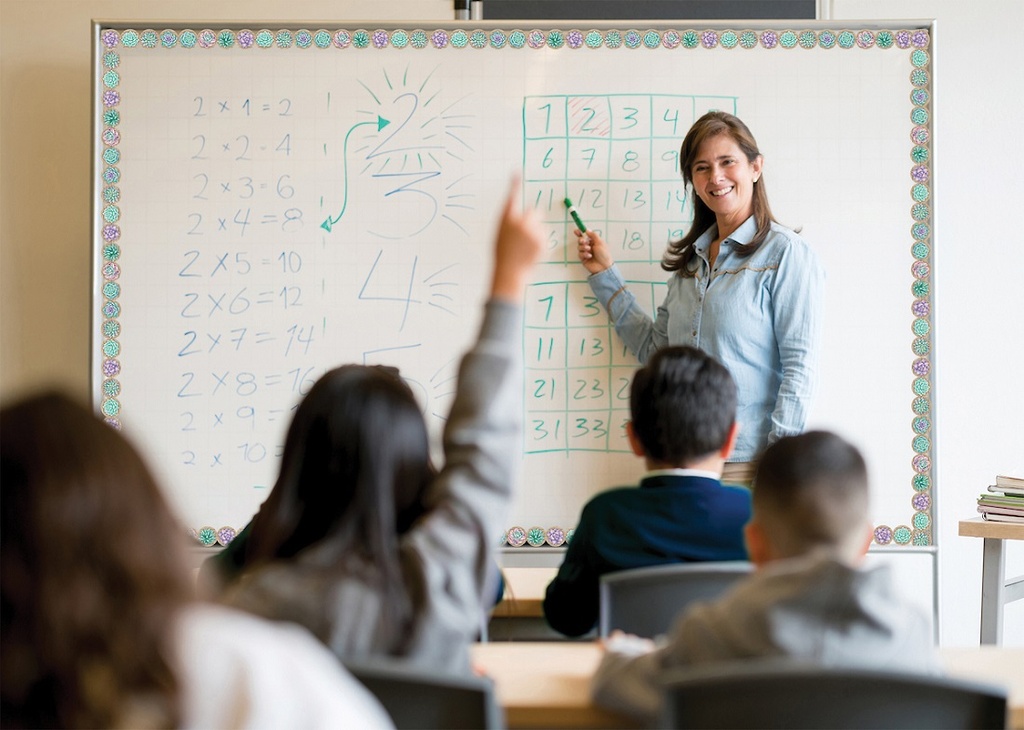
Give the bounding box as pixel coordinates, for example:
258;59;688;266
659;659;1008;730
344;657;505;730
598;561;752;638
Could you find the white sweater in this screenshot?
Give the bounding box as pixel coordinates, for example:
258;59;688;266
175;604;394;729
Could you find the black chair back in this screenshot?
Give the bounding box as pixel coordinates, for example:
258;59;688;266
661;660;1008;729
346;657;504;729
598;561;752;638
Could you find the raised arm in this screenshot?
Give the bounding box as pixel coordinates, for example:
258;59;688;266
491;179;545;301
404;178;543;636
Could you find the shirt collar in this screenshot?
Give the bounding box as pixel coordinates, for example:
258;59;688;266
644;467;722;481
694;215;757;253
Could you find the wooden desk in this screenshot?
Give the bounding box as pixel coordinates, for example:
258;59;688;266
470;642;636;729
492;567;556;618
488;567;564;641
959;518;1024;644
941;647;1024;730
471;642;1024;730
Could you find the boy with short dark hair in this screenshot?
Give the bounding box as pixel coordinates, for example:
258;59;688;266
591;430;939;724
543;345;752;638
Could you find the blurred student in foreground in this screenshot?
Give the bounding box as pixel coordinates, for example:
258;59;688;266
1;391;393;729
591;430;939;726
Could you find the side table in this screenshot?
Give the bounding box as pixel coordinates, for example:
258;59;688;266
959;518;1024;645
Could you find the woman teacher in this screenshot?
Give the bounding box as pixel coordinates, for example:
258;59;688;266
576;111;824;483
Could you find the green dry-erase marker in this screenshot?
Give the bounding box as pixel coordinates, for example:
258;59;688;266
563;197;587;233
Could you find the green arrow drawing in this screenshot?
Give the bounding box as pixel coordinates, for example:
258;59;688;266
321;114;391;233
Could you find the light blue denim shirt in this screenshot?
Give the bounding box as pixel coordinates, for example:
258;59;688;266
588;216;824;462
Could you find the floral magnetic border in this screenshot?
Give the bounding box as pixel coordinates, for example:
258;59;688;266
95;25;934;548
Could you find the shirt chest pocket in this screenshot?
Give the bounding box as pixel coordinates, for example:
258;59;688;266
706;265;776;324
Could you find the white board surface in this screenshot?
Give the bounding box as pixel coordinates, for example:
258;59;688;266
92;23;936;548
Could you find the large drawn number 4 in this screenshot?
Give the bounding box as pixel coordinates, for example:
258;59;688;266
358;250;419;331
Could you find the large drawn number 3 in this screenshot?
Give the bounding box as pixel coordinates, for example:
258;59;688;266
370;170;441;239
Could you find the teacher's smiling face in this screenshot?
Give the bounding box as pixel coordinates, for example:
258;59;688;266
690;133;763;231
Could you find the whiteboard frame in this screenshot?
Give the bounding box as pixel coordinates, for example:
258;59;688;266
90;19;937;555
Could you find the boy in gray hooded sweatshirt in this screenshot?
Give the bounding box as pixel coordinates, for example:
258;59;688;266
591;430;939;725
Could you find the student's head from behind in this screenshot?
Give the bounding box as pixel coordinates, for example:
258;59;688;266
247;364;434;567
627;346;738;468
1;390;192;728
746;430;872;567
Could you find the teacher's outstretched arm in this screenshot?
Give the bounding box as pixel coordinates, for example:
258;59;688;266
574;224;665;364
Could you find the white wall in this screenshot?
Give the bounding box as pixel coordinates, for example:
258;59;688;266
2;0;1022;646
830;0;1024;647
830;0;1024;646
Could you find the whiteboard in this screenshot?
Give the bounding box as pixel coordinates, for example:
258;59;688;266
91;22;936;550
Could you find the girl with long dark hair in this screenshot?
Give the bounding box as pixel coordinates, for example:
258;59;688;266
204;180;543;673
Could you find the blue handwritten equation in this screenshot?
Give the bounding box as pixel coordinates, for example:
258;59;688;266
170;65;479;503
176;92;319;490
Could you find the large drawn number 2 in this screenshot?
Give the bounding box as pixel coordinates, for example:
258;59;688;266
367;92;419;159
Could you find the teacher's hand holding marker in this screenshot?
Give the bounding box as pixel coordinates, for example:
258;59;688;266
565;197;614;275
569;111;824;484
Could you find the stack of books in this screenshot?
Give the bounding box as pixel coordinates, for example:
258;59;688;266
978;475;1024;523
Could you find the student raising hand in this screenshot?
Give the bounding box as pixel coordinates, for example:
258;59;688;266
204;177;543;676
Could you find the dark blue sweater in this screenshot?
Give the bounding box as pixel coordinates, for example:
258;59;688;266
543;473;751;637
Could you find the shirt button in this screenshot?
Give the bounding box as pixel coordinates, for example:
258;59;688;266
692;330;697;337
